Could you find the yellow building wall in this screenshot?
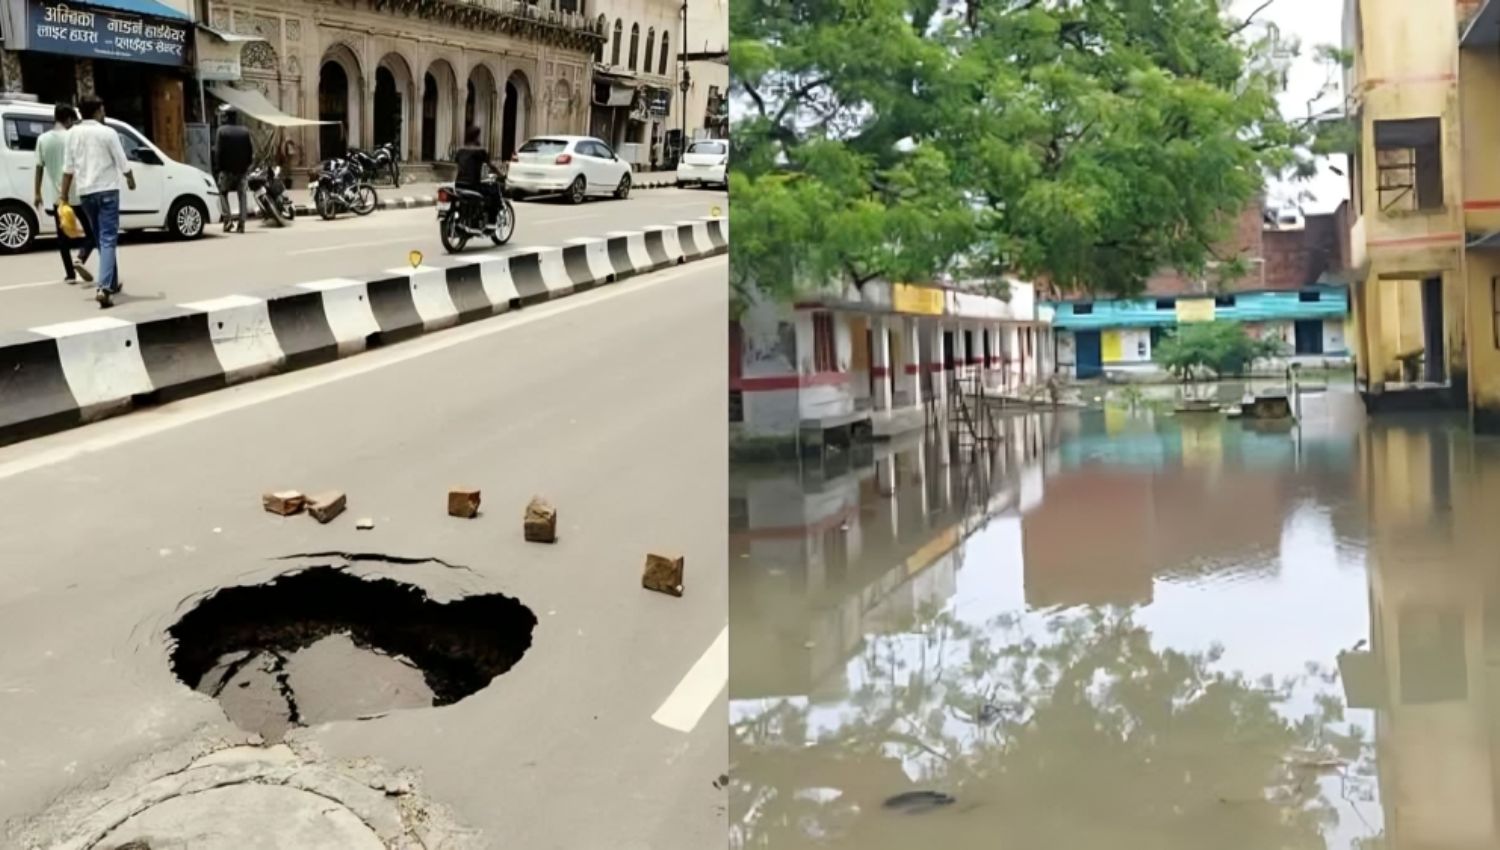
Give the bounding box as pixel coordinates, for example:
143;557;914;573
1466;253;1500;425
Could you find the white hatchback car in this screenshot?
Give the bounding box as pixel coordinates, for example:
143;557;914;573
0;97;220;254
676;139;729;189
505;135;633;204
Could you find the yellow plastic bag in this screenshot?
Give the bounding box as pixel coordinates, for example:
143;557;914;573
57;203;84;240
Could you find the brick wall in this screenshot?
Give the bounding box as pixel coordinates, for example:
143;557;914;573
1261;212;1342;290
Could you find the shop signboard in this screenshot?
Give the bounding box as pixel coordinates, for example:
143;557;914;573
26;0;189;67
1176;297;1215;323
892;283;944;316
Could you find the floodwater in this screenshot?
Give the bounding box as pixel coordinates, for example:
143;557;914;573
730;380;1500;849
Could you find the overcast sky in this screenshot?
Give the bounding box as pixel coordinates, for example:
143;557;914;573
1240;0;1350;213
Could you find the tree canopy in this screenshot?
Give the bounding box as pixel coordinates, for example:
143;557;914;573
1155;321;1289;379
729;0;1340;303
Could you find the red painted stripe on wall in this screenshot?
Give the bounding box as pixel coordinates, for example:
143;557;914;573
1466;199;1500;210
1366;232;1463;248
1363;72;1456;87
738;372;852;392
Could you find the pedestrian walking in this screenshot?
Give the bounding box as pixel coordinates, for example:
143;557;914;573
60;96;134;309
32;103;95;285
214;105;253;233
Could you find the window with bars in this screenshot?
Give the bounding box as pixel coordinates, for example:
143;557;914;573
812;313;838;372
1375;118;1443;212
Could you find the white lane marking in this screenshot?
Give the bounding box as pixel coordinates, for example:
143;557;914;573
0;280;63;293
287;238;404;257
651;625;728;733
0;257;723;481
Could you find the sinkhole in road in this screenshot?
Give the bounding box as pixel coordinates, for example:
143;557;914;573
167;566;536;742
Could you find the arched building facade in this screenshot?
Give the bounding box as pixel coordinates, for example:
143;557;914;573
204;0;600;166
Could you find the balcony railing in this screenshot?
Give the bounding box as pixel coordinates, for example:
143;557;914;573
455;0;603;34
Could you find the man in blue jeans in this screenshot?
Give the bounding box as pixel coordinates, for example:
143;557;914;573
59;96;135;309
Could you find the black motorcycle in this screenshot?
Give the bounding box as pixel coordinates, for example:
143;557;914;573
437;176;515;253
310;157;377;220
370;141;401;187
247;164;294;227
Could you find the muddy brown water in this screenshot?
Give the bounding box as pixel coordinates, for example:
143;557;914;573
168;566;536;741
730;384;1496;849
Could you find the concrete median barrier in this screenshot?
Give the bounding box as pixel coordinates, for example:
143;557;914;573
0;216;727;448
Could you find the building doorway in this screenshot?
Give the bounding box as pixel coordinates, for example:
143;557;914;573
1075;330;1103;379
1422;277;1446;383
1294;320;1325;355
374;67;401;152
318;61;350;159
421;72;438;160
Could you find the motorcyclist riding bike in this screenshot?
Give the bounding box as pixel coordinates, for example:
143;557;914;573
453;125;502;233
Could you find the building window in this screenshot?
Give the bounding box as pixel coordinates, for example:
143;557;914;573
558;0;577;12
594;15;608;63
629;24;640;71
660;33;670;76
1215;295;1236;308
645;28;656;74
813;313;838;372
1375;118;1444;212
611;19;623;66
1155;298;1174;310
1072;303;1093;315
1299;290;1321;303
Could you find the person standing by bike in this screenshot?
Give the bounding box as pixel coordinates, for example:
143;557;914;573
214;105;254;233
453;125;500;232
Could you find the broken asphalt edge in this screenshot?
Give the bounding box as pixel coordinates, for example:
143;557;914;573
0;216;728;448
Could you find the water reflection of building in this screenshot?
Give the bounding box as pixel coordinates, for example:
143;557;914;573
1341;423;1500;849
729;417;1053;702
1021;407;1352;609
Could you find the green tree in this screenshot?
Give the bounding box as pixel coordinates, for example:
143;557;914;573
1154;321;1288;380
730;0;1339;303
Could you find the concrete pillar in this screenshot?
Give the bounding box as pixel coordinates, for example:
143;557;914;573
915;443;929;521
903;317;922;408
872;316;893;412
930;321;948;413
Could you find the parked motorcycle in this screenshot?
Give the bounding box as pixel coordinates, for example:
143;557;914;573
247;164;294;227
436;177;515;253
309;157;377;220
371;141;401;187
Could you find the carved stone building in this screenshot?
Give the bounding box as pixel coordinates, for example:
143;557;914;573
207;0;602;164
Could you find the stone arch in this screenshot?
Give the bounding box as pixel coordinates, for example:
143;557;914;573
628;23;640;71
318;42;364;159
644;27;655;75
658;32;669;76
501;69;533;161
465;62;500;154
421;57;459;160
594;15;607;64
611;19;623;67
374;52;416;161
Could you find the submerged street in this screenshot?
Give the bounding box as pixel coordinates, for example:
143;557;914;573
730;379;1483;849
0;257;728;848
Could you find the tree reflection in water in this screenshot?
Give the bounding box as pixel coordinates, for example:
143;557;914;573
731;607;1378;849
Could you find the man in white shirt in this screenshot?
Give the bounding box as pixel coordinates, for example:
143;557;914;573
60;96;135;309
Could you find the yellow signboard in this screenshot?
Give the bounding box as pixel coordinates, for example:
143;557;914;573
892;283;945;316
1176;298;1215;323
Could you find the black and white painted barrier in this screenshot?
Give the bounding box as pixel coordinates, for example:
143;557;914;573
0;216;727;447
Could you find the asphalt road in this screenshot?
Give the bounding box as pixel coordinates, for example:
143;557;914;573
0;257;728;848
0;187;726;331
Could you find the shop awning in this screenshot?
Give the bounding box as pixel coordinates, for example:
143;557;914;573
86;0;190;20
594;83;635;108
208;85;335;127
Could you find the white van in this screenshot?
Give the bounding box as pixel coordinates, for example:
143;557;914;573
0;96;220;254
